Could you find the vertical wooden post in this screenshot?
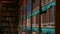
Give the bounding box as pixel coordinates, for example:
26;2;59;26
39;0;41;34
54;6;56;34
55;0;60;34
30;0;33;34
25;0;27;34
0;0;2;20
0;0;2;33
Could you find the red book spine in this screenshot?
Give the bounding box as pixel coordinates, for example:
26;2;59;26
22;0;27;8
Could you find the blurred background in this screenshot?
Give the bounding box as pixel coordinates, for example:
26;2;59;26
0;0;56;34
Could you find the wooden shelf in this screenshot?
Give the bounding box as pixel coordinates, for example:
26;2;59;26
2;1;17;4
2;15;17;18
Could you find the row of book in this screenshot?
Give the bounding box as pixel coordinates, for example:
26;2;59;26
1;0;18;34
19;0;55;22
18;0;55;34
19;0;55;28
21;31;37;34
41;6;55;28
21;30;54;34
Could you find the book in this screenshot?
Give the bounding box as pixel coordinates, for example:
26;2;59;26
26;18;31;27
22;0;26;7
49;7;54;23
32;15;36;27
48;6;55;28
22;31;26;34
36;14;39;27
32;32;36;34
26;4;32;15
41;13;46;23
33;2;36;10
45;9;50;24
2;0;18;2
35;0;39;7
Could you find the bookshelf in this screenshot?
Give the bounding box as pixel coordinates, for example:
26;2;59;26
18;0;56;34
18;1;56;22
1;0;18;34
2;1;17;4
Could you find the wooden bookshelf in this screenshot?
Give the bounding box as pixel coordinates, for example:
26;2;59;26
1;0;18;34
18;0;56;34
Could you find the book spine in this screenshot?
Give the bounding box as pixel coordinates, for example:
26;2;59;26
22;31;26;34
47;9;50;26
32;32;36;34
33;15;36;27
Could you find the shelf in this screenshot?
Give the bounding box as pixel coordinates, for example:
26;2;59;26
2;7;17;11
0;23;10;26
19;27;55;34
1;20;17;23
0;30;14;32
2;10;17;12
21;0;54;11
1;12;17;16
1;15;17;17
1;20;10;22
2;4;17;7
19;1;56;22
1;16;16;20
2;1;18;4
1;15;17;18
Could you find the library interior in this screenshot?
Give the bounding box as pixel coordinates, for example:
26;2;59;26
0;0;56;34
